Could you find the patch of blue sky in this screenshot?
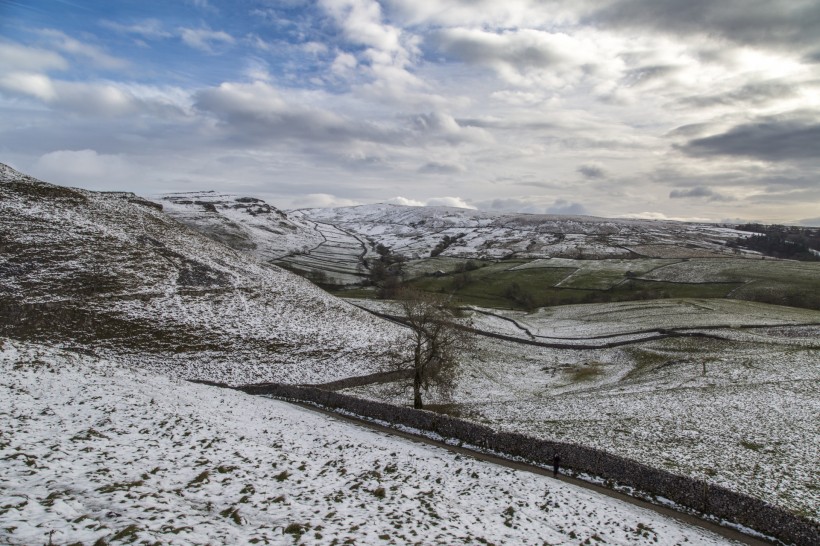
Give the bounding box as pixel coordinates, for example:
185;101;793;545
1;0;340;88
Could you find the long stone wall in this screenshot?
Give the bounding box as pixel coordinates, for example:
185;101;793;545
360;308;728;349
233;382;818;546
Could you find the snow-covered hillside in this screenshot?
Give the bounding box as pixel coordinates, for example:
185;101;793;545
0;164;400;384
159;191;323;262
159;192;370;285
1;339;740;545
302;203;749;260
156;197;755;288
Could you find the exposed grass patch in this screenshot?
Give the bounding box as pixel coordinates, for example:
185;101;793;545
284;522;308;538
740;440;765;451
566;362;604;382
96;480;144;494
220;506;243;525
110;524;140;542
623;349;670;381
188;470;210;486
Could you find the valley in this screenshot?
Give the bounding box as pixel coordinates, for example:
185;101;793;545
157;187;820;525
1;164;818;544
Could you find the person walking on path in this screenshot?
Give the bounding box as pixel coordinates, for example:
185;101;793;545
553;453;561;477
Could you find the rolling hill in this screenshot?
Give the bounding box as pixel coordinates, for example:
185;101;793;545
0;163;400;385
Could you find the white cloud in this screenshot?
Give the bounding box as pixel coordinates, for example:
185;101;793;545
38;29;127;69
101;19;171;39
433;27;601;88
302;41;329;55
418;160;466;174
320;0;403;55
318;0;439;107
0;72;57;101
386;0;582;29
331;52;358;76
386;196;475;208
412;111;492;144
292;193;360;208
194;81;394;144
0;42;67;71
179;27;235;53
617;211;716;223
33;149;129;187
386;196;424;206
188;0;217;12
426;196;476;208
0;70;190;118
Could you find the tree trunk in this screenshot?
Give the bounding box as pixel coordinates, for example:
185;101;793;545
413;367;423;409
413;339;423;409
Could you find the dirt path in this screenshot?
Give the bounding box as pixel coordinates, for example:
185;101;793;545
280;397;772;545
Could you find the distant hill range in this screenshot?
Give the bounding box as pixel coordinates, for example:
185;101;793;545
157;194;757;287
0;164;400;385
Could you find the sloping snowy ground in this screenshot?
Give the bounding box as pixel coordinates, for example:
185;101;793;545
349;297;820;345
159;191;324;262
0;339;740;545
0;164;402;384
350;328;820;522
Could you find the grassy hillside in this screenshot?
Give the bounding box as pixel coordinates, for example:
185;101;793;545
0;164;400;384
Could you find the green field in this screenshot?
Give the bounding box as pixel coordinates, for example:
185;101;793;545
337;256;820;311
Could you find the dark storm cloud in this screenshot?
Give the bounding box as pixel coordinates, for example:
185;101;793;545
476;197;546;214
547;199;587;215
666;122;717;139
677;81;797;108
457;118;557;131
418;161;464;174
746;187;820;205
577;164;606;179
669;186;734;202
681;114;820;161
588;0;820;51
622;65;679;87
798;216;820;227
431;27;567;68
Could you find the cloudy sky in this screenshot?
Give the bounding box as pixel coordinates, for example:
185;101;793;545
1;0;819;224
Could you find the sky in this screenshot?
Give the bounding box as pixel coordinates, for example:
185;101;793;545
1;0;819;225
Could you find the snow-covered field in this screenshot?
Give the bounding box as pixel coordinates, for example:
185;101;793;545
3;164;817;541
276;215;369;286
490;299;820;339
511;258;678;290
349;312;820;522
303;203;749;260
642;258;819;284
0;339;742;545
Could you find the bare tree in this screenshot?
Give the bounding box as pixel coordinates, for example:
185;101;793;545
388;288;470;409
